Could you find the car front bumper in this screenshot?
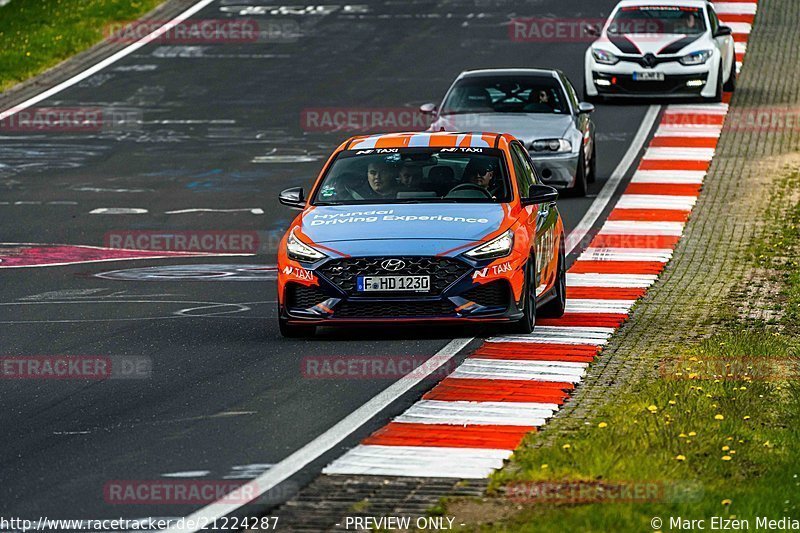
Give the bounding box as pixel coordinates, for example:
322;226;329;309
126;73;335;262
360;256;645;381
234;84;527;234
584;51;719;98
529;151;580;189
591;71;709;97
277;254;527;326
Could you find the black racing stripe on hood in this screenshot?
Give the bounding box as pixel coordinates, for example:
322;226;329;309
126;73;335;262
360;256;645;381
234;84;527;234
608;35;640;54
659;34;702;55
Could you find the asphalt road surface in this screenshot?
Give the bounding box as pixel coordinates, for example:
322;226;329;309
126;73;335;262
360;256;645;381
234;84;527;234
0;0;654;522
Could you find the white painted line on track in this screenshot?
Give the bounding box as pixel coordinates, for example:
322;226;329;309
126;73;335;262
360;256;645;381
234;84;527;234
566;105;661;254
578;248;674;262
643;147;716;161
89;207;148;215
631;170;707;184
488;326;616;346
615;194;697;210
727;22;752;34
323;445;512;479
164;337;473;532
599;220;685;236
451;359;586;383
0;0;217;121
665;103;729;114
655;125;722;137
394;400;556;426
165;208;265;215
566;273;659;288
565;299;637;313
713;2;757;15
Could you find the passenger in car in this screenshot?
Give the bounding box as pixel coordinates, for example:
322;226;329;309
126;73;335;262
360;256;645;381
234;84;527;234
398;163;424;191
366;161;400;198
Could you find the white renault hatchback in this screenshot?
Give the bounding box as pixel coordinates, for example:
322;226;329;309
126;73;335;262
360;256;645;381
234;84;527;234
584;0;736;102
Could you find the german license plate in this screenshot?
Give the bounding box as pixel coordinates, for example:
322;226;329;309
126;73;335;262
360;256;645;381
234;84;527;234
357;275;430;292
633;71;665;81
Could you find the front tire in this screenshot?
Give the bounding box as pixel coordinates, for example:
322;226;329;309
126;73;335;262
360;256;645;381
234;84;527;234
538;238;567;318
512;259;536;334
279;315;316;338
587;140;597;184
569;150;588;197
723;57;736;92
583;78;602;104
706;63;724;103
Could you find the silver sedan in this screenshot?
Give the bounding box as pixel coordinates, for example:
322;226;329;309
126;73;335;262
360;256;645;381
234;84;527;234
421;68;597;196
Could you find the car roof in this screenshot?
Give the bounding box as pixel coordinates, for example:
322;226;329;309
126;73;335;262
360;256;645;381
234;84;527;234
615;0;709;8
458;68;561;79
342;132;516;151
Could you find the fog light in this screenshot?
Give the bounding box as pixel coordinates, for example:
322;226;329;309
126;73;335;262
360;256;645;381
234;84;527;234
595;79;611;86
686;79;705;87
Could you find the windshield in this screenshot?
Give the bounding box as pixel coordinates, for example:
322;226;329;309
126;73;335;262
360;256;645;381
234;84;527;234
609;6;707;35
440;76;568;115
312;147;511;205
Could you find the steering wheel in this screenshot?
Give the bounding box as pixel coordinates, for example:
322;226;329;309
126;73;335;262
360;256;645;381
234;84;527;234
445;183;493;199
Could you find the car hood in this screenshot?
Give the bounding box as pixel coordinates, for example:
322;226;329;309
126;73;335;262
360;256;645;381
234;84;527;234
300;203;507;251
430;113;573;143
600;32;705;56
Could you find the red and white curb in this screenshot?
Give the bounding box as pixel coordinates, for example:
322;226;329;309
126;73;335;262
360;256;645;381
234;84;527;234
323;1;758;479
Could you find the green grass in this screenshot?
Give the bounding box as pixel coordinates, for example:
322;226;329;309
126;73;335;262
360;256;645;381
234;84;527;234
443;166;800;532
0;0;163;92
483;331;800;532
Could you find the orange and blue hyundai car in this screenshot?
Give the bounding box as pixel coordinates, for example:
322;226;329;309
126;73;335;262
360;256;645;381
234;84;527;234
276;131;567;337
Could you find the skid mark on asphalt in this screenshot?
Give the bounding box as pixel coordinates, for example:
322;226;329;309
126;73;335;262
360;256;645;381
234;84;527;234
164;208;264;215
94;264;277;281
323;2;759;479
0;300;263;323
0;243;247;268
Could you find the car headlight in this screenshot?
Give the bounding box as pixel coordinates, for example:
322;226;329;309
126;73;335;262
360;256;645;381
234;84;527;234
286;229;327;262
464;229;515;260
530;139;572;153
679;49;713;66
592;48;619;65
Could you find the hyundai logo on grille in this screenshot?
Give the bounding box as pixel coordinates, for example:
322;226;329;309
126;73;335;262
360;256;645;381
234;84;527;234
380;259;406;271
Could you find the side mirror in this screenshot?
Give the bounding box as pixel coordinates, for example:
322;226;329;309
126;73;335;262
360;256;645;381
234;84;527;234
584;24;600;37
279;187;306;210
578;102;596;114
714;25;732;37
419;102;438;115
522;184;559;206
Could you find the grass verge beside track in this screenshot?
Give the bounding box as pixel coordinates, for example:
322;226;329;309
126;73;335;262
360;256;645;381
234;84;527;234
0;0;162;92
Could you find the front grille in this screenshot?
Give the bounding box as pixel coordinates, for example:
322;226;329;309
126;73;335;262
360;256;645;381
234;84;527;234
317;257;471;295
619;56;678;68
334;300;455;318
286;284;326;309
463;281;511;308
